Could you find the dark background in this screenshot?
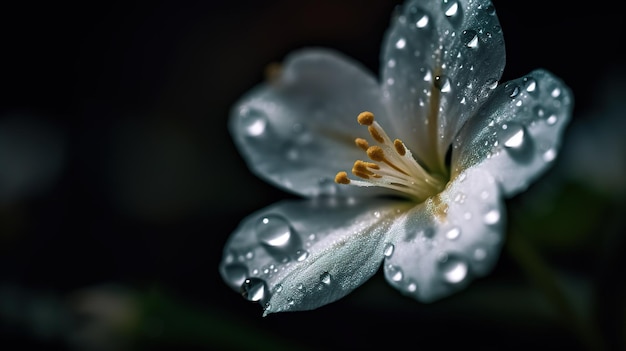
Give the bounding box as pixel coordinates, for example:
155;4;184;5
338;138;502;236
1;1;625;350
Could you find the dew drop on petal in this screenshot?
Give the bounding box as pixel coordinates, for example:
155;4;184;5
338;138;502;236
407;6;430;29
257;215;293;247
241;278;268;302
505;83;521;98
439;256;468;284
396;38;407;49
446;227;461;240
546;114;558;125
386;264;404;282
435;75;452;93
462;29;478;48
524;77;537;93
473;248;487;261
501;123;525;149
383;243;395;257
442;0;459;17
294;249;309;262
240;108;268;137
320;272;332;285
542;148;557;162
224;263;248;288
484;209;500;225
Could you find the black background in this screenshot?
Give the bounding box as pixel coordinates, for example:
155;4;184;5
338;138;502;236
1;1;625;350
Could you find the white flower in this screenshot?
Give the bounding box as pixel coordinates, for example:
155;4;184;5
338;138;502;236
219;0;572;316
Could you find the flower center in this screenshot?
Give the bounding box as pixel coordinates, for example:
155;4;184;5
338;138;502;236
335;111;447;202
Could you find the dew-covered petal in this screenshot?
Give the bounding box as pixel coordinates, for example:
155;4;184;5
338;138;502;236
380;0;505;173
383;167;505;302
451;69;573;197
229;48;391;198
219;197;410;315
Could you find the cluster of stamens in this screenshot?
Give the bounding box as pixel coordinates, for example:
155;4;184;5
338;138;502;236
335;111;446;202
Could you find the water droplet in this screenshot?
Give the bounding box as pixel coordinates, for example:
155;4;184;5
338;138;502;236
320;272;331;285
387;59;396;68
473;248;487;261
505;83;521;98
257;214;302;260
446;227;461;240
484;209;500;225
384;243;395;257
386;264;404;282
542;148;557;162
546;114;558;125
462;29;478;48
484;4;496;15
407;281;417;292
442;0;459;17
501;123;525;149
224;263;248;288
407;6;430;29
386;77;395;86
275;284;283;293
421;67;432;82
395;38;407;49
551;87;561;98
245;251;254;260
435;75;452;93
257;215;292;247
524;77;537;93
295;249;309;262
240;278;267;302
240;108;268;137
439;256;468;284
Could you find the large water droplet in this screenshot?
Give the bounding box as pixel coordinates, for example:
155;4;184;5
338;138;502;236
256;214;302;260
383;243;395;257
435;75;452;93
224;263;248;288
257;215;292;247
240;108;268;137
524;77;537;93
442;0;459;17
462;29;478;48
500;123;534;162
320;272;331;285
241;278;268;302
439;256;468;284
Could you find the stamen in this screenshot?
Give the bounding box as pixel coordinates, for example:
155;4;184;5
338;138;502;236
335;111;447;202
335;171;350;184
394;139;406;156
368;126;384;143
357;111;375;125
355;138;369;151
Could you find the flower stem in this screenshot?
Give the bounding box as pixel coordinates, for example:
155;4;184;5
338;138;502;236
506;230;605;351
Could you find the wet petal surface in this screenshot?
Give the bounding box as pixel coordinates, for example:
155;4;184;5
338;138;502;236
380;0;505;173
383;167;505;302
230;49;389;197
451;69;573;196
219;197;411;315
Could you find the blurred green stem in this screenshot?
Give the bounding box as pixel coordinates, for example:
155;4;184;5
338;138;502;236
506;230;604;351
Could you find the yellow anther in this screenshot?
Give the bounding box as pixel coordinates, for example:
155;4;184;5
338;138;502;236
357;111;375;126
368;126;384;143
335;171;350;184
366;146;386;162
352;160;378;176
394;139;406;156
355;138;369;151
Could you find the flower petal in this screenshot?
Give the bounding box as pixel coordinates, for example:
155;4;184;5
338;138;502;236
219;197;410;315
229;49;390;197
380;0;505;173
383;167;505;302
451;69;573;197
